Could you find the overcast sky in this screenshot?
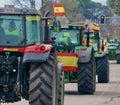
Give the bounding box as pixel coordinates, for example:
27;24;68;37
0;0;6;7
0;0;41;9
0;0;107;8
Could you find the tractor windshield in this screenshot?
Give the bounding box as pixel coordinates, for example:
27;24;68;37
0;15;23;46
26;15;41;45
0;15;41;46
50;29;80;46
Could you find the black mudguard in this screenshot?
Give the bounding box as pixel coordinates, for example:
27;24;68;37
23;51;50;63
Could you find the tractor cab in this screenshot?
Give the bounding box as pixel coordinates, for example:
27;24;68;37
49;25;85;52
0;6;41;47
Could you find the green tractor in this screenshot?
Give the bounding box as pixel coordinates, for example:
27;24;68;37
49;24;96;94
83;24;109;83
0;5;64;105
107;39;120;63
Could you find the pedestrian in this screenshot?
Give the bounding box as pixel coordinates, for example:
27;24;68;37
58;32;71;46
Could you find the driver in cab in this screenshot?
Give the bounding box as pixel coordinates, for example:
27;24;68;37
5;20;19;36
58;32;71;46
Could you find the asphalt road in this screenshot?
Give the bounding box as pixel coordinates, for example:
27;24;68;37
1;60;120;105
64;60;120;105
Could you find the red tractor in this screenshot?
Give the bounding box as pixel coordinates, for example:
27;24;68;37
0;5;64;105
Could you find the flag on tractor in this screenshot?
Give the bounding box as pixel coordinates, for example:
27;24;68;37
53;3;65;16
92;23;100;31
56;52;78;72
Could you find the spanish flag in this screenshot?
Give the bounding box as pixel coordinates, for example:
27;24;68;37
56;52;78;72
53;3;65;16
92;23;100;31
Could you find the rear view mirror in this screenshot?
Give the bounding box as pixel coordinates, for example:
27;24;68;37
51;37;56;40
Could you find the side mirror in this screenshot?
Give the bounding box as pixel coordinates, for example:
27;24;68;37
51;37;56;41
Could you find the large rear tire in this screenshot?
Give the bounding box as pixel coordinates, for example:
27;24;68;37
78;55;96;94
96;55;109;83
29;54;58;105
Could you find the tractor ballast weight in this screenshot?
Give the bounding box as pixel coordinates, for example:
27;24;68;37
50;24;96;94
0;5;64;105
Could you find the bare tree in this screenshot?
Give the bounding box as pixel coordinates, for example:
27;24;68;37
6;0;41;9
40;0;54;16
30;0;35;8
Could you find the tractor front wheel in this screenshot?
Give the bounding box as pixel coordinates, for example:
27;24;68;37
78;55;96;94
97;55;109;83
